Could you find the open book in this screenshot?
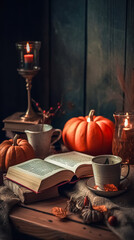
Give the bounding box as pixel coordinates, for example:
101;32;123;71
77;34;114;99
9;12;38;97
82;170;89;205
6;151;93;193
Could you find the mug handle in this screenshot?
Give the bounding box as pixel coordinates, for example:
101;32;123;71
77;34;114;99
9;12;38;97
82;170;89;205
120;163;130;181
51;129;62;145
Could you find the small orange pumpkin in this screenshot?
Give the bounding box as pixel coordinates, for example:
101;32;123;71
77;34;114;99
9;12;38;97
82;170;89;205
0;134;35;171
62;110;114;156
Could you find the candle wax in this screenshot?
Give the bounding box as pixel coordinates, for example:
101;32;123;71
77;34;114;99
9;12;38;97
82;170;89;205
24;54;34;63
24;54;34;69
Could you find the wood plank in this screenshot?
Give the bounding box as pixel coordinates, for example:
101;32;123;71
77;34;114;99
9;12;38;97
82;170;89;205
86;0;127;120
124;0;134;111
20;197;109;232
21;196;68;213
50;0;86;129
20;196;91;224
10;205;119;240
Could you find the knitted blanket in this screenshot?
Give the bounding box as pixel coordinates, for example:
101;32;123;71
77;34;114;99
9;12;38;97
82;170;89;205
63;165;134;240
0;186;19;240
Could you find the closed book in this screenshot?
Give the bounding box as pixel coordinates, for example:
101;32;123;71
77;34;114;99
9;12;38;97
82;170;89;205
3;175;59;204
3;112;42;133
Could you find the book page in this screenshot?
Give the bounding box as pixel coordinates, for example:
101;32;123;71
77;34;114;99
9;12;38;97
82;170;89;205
6;159;74;192
45;151;93;173
9;159;68;180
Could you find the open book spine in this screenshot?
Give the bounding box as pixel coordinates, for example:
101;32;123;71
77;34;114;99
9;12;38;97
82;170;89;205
3;176;60;204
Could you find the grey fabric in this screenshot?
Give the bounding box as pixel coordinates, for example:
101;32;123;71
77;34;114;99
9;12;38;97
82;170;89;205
64;166;134;240
0;186;20;240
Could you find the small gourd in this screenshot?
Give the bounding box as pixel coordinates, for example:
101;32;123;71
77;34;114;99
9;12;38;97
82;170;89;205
81;206;104;224
0;134;35;171
68;195;104;224
68;196;91;214
67;196;84;214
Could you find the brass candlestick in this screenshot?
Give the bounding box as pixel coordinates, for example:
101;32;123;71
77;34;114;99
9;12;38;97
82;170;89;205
16;41;41;121
17;69;39;120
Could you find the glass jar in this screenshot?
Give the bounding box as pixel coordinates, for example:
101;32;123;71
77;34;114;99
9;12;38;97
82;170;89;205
112;112;134;164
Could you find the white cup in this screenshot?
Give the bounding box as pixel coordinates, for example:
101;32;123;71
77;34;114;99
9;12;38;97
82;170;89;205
25;124;62;159
92;155;130;189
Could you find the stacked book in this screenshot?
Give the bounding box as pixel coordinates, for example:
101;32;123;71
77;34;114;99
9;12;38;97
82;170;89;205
3;112;42;133
4;151;93;204
3;175;60;204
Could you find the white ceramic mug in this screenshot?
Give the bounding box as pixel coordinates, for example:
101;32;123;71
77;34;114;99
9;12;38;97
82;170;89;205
25;124;62;159
92;155;130;189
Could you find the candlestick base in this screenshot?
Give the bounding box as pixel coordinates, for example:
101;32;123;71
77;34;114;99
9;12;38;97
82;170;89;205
20;110;39;121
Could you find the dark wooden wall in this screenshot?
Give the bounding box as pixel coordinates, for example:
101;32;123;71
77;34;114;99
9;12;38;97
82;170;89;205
0;0;134;142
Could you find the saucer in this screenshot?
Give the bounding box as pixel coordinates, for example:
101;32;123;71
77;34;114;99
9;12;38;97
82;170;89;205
86;177;130;197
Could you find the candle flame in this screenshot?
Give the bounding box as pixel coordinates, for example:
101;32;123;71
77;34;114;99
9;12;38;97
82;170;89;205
124;113;129;127
26;42;30;53
124;118;129;127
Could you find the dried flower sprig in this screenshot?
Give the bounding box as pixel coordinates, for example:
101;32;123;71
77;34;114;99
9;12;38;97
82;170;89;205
117;68;134;110
32;99;63;123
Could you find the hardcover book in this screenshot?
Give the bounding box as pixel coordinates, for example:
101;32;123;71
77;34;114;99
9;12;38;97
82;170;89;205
3;175;59;204
6;151;93;193
3;112;42;133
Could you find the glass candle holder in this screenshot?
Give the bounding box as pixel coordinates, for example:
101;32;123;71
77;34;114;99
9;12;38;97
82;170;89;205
112;112;134;164
16;41;41;121
16;41;41;70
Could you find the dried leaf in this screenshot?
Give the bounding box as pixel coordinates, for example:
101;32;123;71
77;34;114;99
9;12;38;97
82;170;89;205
93;185;99;190
92;205;107;213
104;184;118;192
52;207;67;219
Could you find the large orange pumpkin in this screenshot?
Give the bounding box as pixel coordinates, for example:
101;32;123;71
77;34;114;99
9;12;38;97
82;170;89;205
62;110;115;156
0;134;35;171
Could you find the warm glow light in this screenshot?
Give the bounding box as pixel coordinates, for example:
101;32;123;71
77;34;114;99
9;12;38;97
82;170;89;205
124;113;129;127
87;117;90;122
26;42;30;53
124;118;129;127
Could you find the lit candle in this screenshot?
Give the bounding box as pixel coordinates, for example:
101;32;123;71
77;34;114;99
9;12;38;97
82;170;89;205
124;117;129;128
122;113;133;139
121;113;134;164
123;113;132;129
24;42;33;69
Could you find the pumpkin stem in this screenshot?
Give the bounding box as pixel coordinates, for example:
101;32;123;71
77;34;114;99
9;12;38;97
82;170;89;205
12;134;19;146
88;110;95;121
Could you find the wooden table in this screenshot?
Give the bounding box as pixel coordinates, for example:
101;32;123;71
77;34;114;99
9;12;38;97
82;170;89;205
9;196;120;240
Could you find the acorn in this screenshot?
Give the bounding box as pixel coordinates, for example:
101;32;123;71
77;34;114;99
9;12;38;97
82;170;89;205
108;215;117;226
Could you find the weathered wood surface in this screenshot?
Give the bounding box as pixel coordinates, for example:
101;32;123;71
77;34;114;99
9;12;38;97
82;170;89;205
124;0;134;111
10;197;119;240
86;0;127;119
50;0;86;129
1;0;134;142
